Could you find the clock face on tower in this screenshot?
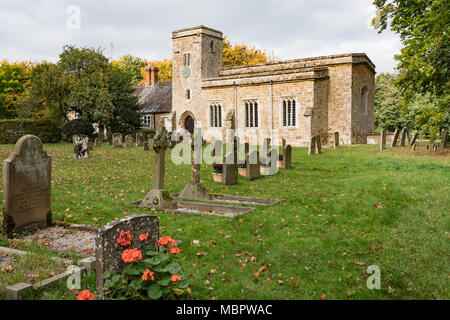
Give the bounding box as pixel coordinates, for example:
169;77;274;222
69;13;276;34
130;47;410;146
182;67;190;78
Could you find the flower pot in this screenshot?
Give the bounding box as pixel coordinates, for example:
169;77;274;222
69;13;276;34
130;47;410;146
212;173;223;183
238;168;247;177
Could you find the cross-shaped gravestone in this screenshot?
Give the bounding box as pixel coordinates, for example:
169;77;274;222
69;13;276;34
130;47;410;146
2;135;52;235
73;135;89;159
140;121;177;209
95;214;159;298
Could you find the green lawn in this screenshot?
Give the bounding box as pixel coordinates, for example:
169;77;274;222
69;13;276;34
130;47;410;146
0;143;449;300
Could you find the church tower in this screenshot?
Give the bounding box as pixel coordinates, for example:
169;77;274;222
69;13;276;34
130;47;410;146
171;25;223;133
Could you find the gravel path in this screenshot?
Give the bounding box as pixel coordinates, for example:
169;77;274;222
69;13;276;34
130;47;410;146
20;226;96;256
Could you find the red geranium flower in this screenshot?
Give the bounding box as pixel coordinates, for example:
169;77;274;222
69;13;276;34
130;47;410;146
142;269;155;281
122;248;142;263
158;236;176;246
169;246;180;254
77;290;95;300
139;234;149;241
171;274;182;282
117;231;132;246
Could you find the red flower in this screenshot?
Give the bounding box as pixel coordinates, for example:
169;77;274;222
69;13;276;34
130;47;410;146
139;234;149;241
117;231;132;247
77;290;95;300
169;246;180;254
158;236;176;246
122;248;142;263
171;274;182;282
142;269;155;281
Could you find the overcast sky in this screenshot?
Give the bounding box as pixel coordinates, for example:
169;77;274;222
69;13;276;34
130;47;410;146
0;0;401;73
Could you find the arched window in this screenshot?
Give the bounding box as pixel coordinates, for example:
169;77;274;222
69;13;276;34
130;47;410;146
209;103;222;128
282;98;296;127
210;40;215;52
245;100;259;128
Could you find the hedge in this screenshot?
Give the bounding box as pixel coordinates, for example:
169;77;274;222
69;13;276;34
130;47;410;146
0;119;61;144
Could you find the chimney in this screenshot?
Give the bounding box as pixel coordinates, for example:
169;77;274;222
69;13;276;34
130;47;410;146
144;65;159;87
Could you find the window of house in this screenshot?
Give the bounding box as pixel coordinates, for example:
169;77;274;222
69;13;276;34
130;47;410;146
245;100;259;128
209;103;222;128
183;53;190;66
186;89;191;100
282;98;296;127
141;114;151;127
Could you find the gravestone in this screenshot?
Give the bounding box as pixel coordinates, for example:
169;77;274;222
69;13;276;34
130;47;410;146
178;133;210;201
94;138;102;147
308;136;316;156
261;148;278;175
112;133;122;148
246;150;260;180
211;140;223;157
410;133;419;146
136;133;145;147
125;135;133;148
2;135;52;235
412;143;416;151
73;135;89;159
380;129;386;150
96;214;159;298
315;135;322;154
140;121;177;209
334;132;339;149
441;130;448;148
223;137;238;186
143;141;149;151
391;128;400;147
88;140;94;151
149;138;154;149
400;127;408;146
282;145;292;169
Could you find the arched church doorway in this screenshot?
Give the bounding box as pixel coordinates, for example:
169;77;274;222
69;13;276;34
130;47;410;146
184;115;194;135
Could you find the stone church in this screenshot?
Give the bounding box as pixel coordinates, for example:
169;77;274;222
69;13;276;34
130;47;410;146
139;25;375;146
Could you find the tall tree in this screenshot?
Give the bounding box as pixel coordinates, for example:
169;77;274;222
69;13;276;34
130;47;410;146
112;55;146;85
373;0;449;138
222;36;274;67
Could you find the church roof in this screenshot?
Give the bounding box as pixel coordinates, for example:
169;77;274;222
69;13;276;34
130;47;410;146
134;81;172;114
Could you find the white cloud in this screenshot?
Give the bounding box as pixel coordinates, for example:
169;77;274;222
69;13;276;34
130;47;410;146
0;0;401;72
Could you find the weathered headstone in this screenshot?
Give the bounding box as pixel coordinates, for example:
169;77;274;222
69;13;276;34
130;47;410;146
433;144;437;152
143;141;149;151
140;122;177;209
261;148;278;175
94;138;102;147
282;145;292;169
223;137;238;185
211;140;223;157
112;133;122;148
380;129;386;150
2;135;52;235
73;135;89;159
96;214;159;298
308;136;316;156
125;135;133;148
441;130;448;148
411;143;416;151
333;132;339;149
400;127;408;146
88;140;94;151
391;128;400;147
246;150;260;180
410;133;419;146
136;133;145;147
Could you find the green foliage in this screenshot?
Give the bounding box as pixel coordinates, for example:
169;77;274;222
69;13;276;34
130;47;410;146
0;118;61;144
61;118;96;142
375;73;403;131
373;0;450;136
0;60;33;119
112;55;146;85
103;242;190;300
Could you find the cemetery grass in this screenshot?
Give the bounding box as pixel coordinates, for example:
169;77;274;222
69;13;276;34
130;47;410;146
0;143;449;300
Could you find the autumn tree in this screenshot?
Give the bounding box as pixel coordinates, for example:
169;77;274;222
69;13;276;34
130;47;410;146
222;36;274;67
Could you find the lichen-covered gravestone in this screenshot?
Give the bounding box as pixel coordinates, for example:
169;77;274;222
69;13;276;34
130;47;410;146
73;135;89;159
125;135;133;148
96;214;159;298
112;133;122;148
136;133;145;147
2;135;52;235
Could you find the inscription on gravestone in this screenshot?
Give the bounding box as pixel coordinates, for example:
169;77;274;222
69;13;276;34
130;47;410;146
2;135;52;235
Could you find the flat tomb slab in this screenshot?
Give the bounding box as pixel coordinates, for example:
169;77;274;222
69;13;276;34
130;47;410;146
130;200;255;218
173;193;279;206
